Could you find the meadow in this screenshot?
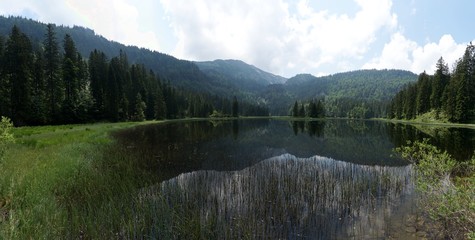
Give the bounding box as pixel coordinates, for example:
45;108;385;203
0;121;161;239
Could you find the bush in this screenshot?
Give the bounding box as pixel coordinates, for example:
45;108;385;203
396;139;474;239
0;116;15;162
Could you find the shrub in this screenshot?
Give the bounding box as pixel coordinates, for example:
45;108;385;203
0;116;15;162
396;139;474;239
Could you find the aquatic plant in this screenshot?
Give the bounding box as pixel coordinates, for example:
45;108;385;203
140;154;414;239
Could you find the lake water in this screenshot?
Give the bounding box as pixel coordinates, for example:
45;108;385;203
112;119;475;239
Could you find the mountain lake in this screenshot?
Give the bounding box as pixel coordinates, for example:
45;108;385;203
110;119;475;239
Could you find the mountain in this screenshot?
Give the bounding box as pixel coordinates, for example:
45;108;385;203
0;16;224;94
285;69;417;100
0;16;418;117
195;59;286;93
262;69;418;115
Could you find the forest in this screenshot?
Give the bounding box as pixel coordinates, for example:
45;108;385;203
387;44;475;123
0;24;269;126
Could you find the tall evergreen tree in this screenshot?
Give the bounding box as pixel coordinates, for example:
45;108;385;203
154;86;167;120
308;101;318;118
4;25;33;125
132;92;146;121
89;50;108;120
416;72;431;115
431;57;449;112
62;34;80;122
43;24;62;123
292;101;299;117
299;103;305;117
30;49;48;124
232;96;239;117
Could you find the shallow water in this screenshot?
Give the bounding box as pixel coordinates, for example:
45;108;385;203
145;154;415;239
111;119;475;238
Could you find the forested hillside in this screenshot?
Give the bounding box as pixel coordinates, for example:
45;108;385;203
0;16;231;95
388;44;475;123
263;70;417;117
195;59;286;94
0;24;268;126
0;16;422;121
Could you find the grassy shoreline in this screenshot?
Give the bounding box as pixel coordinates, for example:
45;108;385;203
374;116;475;130
1;120;164;239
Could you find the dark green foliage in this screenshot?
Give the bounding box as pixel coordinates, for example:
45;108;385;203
44;23;62;122
232;96;239;117
389;44;475;123
0;24;267;125
290;99;325;118
416;72;431;115
430;57;449;112
270;69;417;117
4;25;33;126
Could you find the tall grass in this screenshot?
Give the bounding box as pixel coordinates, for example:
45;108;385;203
140;154;415;239
0;121;159;239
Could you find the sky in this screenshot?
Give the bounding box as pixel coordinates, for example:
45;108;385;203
0;0;473;78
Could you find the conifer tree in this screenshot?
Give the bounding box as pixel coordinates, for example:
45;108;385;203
292;101;299;117
232;96;239;117
44;24;62;123
4;25;33;125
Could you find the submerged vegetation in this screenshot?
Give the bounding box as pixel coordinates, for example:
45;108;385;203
143;154;414;239
396;140;475;239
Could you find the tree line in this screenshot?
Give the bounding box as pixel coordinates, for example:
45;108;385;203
290;99;325;118
388;44;475;123
0;25;269;126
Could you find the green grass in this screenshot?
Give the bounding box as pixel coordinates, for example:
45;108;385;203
0;121;161;239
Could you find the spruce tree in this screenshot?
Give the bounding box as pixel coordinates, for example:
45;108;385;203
232;96;239;117
4;25;33;125
44;24;62;123
292;101;299;117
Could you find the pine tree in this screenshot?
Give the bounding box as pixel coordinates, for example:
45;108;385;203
292;101;299;117
430;57;449;112
232;96;239;117
308;101;318;118
89;50;108;120
316;100;325;118
299;103;305;117
154;87;167;120
62;34;80;123
30;49;48;124
416;72;431;115
4;25;33;125
132;93;146;121
44;24;62;123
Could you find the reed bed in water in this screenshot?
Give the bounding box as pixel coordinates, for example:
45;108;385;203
139;154;415;239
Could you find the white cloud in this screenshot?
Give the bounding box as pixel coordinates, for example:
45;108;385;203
160;0;397;77
363;33;469;74
0;0;162;52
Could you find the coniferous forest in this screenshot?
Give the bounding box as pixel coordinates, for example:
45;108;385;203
388;44;475;123
0;24;269;126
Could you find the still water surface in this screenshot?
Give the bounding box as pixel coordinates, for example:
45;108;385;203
112;119;475;239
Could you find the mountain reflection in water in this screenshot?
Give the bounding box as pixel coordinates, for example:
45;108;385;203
141;154;414;239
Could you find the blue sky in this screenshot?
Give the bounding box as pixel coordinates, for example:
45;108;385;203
0;0;473;78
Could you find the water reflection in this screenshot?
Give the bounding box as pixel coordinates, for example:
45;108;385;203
112;119;475;184
142;154;414;239
387;123;475;161
112;119;475;238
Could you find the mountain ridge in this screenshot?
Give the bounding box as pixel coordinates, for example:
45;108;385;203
0;16;418;117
